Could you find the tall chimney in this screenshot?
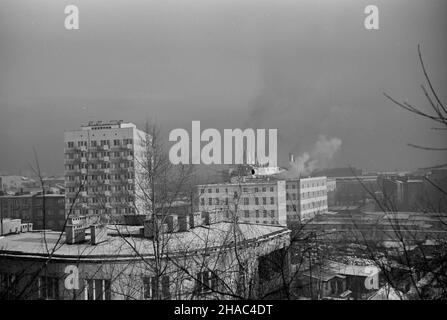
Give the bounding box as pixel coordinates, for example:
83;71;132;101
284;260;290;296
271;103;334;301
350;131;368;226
289;153;295;163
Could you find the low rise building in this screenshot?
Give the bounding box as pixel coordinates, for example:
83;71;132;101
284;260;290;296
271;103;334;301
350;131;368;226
0;215;291;300
0;194;66;231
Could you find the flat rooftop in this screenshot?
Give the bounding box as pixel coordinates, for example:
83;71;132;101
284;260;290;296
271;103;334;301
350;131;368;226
0;222;290;262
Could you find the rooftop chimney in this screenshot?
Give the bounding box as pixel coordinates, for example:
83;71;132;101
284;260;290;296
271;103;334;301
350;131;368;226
90;224;107;245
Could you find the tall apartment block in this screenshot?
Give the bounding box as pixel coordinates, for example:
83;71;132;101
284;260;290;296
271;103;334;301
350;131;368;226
197;176;328;226
64;121;147;223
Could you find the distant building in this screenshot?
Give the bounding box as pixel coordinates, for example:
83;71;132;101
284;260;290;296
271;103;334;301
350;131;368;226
64;120;148;223
303;211;447;247
0;194;65;231
294;260;380;300
332;176;379;206
286;176;328;223
197;176;328;226
378;175;428;211
326;178;336;206
197;179;287;225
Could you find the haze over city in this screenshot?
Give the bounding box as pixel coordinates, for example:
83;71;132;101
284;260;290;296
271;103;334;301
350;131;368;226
0;0;446;175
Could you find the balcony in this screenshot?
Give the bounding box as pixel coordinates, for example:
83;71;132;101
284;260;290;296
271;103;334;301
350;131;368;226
104;179;110;184
81;157;87;163
104;168;110;174
127;155;133;161
80;169;87;174
126;144;133;149
102;145;109;150
80;146;87;152
104;191;111;197
102;156;110;162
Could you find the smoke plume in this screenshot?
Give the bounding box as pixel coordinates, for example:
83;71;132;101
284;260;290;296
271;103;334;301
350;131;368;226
287;135;342;178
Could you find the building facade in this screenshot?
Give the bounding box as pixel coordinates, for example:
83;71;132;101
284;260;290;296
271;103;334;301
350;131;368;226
64;121;148;223
0;194;65;232
197;179;287;226
286;176;328;223
197;176;328;226
0;218;291;300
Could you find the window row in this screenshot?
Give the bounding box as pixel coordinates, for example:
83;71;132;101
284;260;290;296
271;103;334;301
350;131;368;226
67;139;133;148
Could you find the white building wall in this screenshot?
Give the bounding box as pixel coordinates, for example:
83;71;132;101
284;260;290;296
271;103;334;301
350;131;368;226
64;121;148;223
197;180;287;226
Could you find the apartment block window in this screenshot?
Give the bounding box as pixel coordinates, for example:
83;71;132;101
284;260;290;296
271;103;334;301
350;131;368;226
208;198;212;205
262;187;266;192
208;189;212;193
262;197;266;205
243;187;248;192
244;210;249;218
216;188;219;193
91;140;97;147
225;198;229;206
113;139;120;146
100;140;109;146
215;198;220;205
84;279;111;300
254;197;259;205
254;187;259;193
195;271;218;294
270;210;275;217
200;189;205;194
270;187;274;192
143;276;170;300
200;198;205;206
244;198;249;205
255;210;259;218
67;141;74;148
38;276;59;300
263;210;267;217
270;197;275;205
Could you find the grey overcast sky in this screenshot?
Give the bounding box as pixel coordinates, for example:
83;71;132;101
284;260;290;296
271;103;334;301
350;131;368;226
0;0;446;175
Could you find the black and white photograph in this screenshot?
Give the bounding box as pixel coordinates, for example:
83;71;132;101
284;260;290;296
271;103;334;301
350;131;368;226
0;0;446;310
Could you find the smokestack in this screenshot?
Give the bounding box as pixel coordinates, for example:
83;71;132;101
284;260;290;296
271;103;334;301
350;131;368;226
289;153;295;163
